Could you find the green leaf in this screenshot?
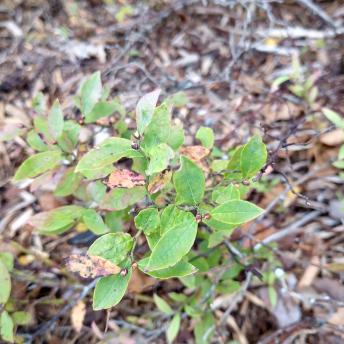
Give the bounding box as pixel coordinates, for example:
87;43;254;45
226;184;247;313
225;146;244;180
93;269;131;310
322;108;344;129
104;211;125;232
80;72;102;116
195;312;215;344
146;232;160;250
88;233;133;265
0;253;13;273
141;103;184;152
75;138;143;179
210;159;228;172
57;120;80;153
167;92;188;107
48;99;64;139
0;311;14;343
32;92;46;114
153;294;173;315
211;200;263;225
196;127;214;149
136;89;161;135
147;211;197;271
82;209;109;235
85;100;124;123
167;313;181;343
100;186;146;211
146;143;174;176
160;205;189;235
13;150;61;181
33;115;54;144
29;205;84;234
333;160;344;169
138;257;196;279
338;145;344;160
134;208;160;236
204;216;236;232
240;136;267;178
54;168;82;197
27;130;48;152
87;181;107;204
0;261;11;304
174;156;205;205
211;185;240;204
12;311;32;326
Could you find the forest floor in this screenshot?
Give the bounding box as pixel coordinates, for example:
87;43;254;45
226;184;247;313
1;0;344;343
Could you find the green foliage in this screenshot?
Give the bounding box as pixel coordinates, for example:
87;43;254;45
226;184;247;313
166;313;181;343
174;156;205;205
0;261;11;305
14;71;269;332
0;252;32;342
196;127;214;149
13;151;61;181
322;107;344;169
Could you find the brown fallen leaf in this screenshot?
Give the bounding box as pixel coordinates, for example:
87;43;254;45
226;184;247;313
320;129;344;146
65;254;121;278
106;169;145;188
71;300;86;333
180;145;210;162
147;170;172;194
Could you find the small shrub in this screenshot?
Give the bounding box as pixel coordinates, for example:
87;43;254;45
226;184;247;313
12;71;268;340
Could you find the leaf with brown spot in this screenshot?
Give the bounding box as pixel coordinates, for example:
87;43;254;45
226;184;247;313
147;170;172;194
180;145;210;162
65;254;121;278
106;169;145;188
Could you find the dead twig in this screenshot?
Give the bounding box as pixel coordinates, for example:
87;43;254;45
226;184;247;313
296;0;339;29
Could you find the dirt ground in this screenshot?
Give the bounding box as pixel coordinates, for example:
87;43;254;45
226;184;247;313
1;0;344;343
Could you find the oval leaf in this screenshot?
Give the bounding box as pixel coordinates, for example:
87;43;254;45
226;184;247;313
134;208;160;236
87;233;134;265
65;254;121;278
0;311;14;343
136;89;161;135
75;138;143;179
13;150;61;181
99;186;146;211
167;313;181;343
48;99;64;139
0;261;11;304
174;156;205;205
147;170;172;194
82;209;109;235
153;294;173;315
240;136;267;178
211;200;263;225
139;258;196;279
29;205;84;234
93;269;132;310
80;71;102;116
147;211;197;271
106;168;145;189
196;126;214;149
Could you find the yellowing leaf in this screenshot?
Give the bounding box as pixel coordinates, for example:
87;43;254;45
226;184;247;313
147;170;172;194
106;169;145;188
179;145;210;162
65;254;121;278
